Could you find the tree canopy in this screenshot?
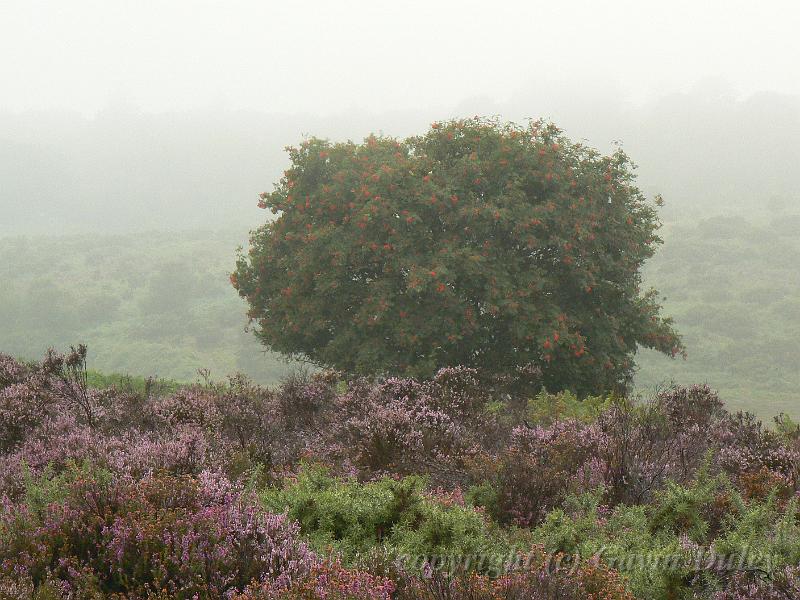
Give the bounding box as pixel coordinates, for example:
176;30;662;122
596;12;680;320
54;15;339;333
233;118;682;394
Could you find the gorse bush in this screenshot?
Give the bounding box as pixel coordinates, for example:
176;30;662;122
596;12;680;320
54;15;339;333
525;388;612;425
529;471;800;600
262;465;514;573
1;348;799;598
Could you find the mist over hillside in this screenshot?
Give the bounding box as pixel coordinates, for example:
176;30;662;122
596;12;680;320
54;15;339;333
3;85;799;236
3;85;800;418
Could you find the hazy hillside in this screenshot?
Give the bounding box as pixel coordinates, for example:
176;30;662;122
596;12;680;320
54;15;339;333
635;209;800;419
2;208;798;420
0;229;291;383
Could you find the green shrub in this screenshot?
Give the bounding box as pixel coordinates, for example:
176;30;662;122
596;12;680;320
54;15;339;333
713;494;800;576
261;465;514;572
530;469;800;600
649;464;736;544
85;369;181;395
464;481;499;518
533;493;692;599
525;389;613;425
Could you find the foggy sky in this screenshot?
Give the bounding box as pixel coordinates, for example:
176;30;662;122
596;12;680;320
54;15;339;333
3;1;800;236
2;0;799;116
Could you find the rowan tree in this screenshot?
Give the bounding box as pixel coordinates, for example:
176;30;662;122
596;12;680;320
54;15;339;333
232;118;683;395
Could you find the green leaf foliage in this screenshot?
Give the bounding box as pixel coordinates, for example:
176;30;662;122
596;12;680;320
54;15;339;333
234;118;682;394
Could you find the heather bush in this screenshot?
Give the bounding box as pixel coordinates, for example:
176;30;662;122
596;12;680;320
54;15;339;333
484;419;605;527
591;385;800;508
275;369;337;431
0;353;27;388
477;385;747;528
0;467;315;597
3;347;800;599
328;367;506;485
0;381;50;453
0;350;328;498
596;385;726;506
234;560;396;600
715;411;800;497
